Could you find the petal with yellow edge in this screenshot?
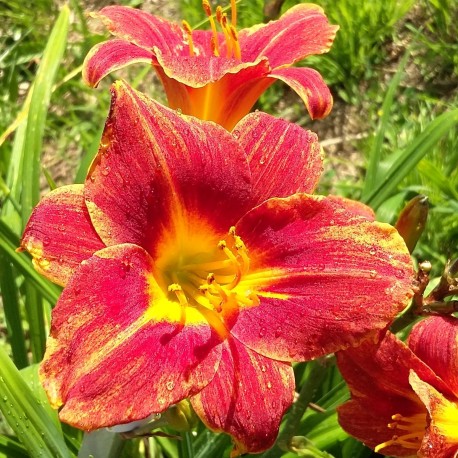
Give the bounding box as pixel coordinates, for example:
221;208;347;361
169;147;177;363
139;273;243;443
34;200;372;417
84;81;252;254
409;316;458;398
233;111;322;206
269;67;333;120
190;336;294;455
228;194;414;361
410;371;458;458
20;185;105;287
40;244;223;430
82;39;155;88
240;4;338;68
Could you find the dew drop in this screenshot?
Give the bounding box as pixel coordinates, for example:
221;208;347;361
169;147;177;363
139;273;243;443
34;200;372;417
176;108;183;115
166;381;175;391
90;174;96;182
43;236;51;246
2;396;7;402
261;365;266;373
259;156;266;165
274;326;282;338
266;381;272;389
259;327;266;337
58;224;65;232
369;270;377;279
232;129;240;139
369;247;376;255
101;166;111;176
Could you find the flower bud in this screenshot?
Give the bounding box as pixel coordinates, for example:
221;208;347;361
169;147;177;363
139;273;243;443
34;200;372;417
395;195;428;253
163;400;198;432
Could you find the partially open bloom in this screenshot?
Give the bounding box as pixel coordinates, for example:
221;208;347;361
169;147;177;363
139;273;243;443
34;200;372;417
82;2;338;130
337;316;458;457
22;81;412;454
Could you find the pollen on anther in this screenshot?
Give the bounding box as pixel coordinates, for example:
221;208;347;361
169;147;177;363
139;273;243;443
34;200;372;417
182;20;195;57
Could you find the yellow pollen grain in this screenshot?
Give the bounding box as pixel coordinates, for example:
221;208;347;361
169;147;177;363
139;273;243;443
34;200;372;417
182;20;195;56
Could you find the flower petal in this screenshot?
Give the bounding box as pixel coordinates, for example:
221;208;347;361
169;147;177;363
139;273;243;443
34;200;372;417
240;4;338;68
410;371;458;458
409;316;458;398
269;67;333;120
21;185;105;287
190;337;294;454
40;244;223;430
337;332;430;456
233;111;322;204
91;6;183;53
82;39;154;87
85;81;252;256
229;194;414;361
154;57;272;129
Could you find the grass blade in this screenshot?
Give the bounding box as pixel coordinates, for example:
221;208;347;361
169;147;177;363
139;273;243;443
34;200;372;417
364;108;458;209
20;5;70;227
0;346;70;458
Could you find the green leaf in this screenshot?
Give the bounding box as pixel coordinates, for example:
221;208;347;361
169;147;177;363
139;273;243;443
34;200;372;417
364;108;458;209
20;5;70;227
0;346;70;458
0;219;61;305
0;434;28;458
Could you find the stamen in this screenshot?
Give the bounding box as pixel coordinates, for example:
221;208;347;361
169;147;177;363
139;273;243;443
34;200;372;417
374;412;426;453
202;0;220;56
231;0;237;28
234;235;249;274
182;20;195;56
219;13;233;58
229;25;241;60
218;240;241;288
168;283;188;306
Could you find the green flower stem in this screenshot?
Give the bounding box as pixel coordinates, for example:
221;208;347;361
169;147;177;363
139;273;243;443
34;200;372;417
263;360;328;458
78;430;124;458
179;432;194;458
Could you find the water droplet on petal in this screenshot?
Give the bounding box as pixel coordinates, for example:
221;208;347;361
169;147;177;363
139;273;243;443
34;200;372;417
370;270;377;279
261;365;266;373
101;166;111;176
166;381;175;391
259;327;266;337
274;326;282;338
232;129;240;139
43;236;50;246
369;247;376;255
266;381;272;389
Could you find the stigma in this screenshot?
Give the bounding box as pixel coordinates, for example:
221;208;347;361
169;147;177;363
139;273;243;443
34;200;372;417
374;412;427;453
182;1;241;60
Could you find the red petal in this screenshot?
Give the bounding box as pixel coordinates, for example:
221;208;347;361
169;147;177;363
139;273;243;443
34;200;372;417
85;81;252;256
82;39;154;87
41;244;222;430
233;111;323;205
410;371;458;458
190;337;294;454
337;332;429;456
240;4;338;68
154;58;272;130
409;316;458;397
269;67;333;120
21;185;105;286
92;6;183;52
229;194;414;361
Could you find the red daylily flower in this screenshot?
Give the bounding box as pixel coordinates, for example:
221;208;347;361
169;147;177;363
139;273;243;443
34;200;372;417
337;316;458;457
82;2;338;130
22;81;413;454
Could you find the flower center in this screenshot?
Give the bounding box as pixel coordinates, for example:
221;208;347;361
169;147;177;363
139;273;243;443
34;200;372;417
159;226;258;319
182;0;241;60
374;412;427;453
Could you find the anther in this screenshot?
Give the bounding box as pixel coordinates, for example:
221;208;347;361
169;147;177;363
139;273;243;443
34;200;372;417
168;283;188;306
219;13;233;58
182;20;195;56
229;25;241;60
202;0;220;56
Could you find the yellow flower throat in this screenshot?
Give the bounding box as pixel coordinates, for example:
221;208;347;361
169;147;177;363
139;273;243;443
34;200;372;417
157;225;258;326
182;0;241;60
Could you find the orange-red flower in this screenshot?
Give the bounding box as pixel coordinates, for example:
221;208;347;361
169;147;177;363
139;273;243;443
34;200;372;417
82;2;338;130
22;81;413;454
337;316;458;457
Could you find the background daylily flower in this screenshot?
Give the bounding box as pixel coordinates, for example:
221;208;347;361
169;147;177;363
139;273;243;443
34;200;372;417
22;81;413;454
337;316;458;457
82;3;338;130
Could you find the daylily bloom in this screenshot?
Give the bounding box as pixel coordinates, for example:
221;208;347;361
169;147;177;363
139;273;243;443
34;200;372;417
82;2;338;130
337;316;458;457
21;81;413;454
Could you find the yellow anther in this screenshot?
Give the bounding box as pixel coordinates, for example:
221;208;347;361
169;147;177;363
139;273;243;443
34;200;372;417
202;0;212;16
168;283;188;306
206;273;216;284
215;6;223;23
219;13;233;58
182;20;195;56
229;226;236;236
